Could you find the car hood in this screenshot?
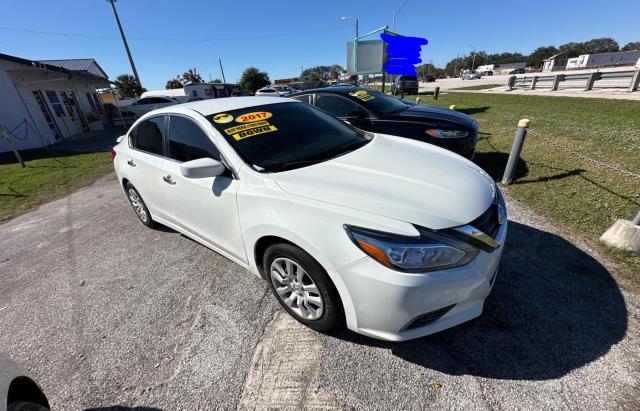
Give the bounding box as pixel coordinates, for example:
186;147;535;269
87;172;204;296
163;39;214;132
388;105;478;129
271;134;495;230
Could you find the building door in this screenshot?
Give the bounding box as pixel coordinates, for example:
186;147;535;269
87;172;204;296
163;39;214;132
68;91;89;131
58;91;82;135
32;90;63;141
44;90;74;139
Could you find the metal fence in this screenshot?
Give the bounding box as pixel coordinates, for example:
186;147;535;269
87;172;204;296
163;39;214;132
508;69;640;92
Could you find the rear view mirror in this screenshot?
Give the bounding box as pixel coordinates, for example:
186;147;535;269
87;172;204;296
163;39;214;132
180;158;225;178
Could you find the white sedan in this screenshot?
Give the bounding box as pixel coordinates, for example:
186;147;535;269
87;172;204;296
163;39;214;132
112;97;506;341
254;87;286;97
125;96;181;118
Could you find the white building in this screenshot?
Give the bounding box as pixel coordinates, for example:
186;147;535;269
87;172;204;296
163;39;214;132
0;53;111;153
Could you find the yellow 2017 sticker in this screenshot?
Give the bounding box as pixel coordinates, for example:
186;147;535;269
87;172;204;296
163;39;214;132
213;113;234;123
349;90;374;101
236;111;272;123
231;124;278;141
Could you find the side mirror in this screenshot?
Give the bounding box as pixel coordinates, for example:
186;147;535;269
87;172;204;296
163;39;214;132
180;158;225;178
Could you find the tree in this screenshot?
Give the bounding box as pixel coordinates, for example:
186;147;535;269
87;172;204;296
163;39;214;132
239;67;270;92
165;76;184;89
622;41;640;51
582;37;619;54
114;74;145;98
182;68;203;84
526;46;559;69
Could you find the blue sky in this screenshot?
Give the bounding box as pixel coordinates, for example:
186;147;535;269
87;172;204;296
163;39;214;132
1;0;639;90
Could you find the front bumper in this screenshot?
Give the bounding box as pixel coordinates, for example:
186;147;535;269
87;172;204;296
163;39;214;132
332;219;506;341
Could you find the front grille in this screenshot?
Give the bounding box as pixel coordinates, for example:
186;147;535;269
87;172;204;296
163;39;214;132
470;190;504;239
403;304;456;330
471;204;500;239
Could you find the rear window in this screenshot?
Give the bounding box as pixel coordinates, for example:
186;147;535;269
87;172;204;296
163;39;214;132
208;102;368;172
401;76;418;81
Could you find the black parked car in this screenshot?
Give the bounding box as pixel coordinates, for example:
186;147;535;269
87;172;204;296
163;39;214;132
290;86;478;159
391;75;419;95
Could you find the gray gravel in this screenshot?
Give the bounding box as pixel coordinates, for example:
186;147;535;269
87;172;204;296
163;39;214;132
1;174;638;410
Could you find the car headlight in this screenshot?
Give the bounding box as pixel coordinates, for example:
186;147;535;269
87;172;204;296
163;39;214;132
345;225;478;272
425;129;469;139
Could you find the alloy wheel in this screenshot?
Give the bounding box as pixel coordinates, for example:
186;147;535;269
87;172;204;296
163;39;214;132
128;188;148;223
270;257;324;320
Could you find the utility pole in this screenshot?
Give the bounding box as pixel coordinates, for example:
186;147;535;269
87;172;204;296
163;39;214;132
392;0;409;32
106;0;141;87
469;45;477;72
219;59;227;83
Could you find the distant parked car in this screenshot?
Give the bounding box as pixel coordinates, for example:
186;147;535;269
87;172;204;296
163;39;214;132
509;68;525;74
461;72;482;80
126;96;181;118
391;75;419;95
273;86;295;96
1;353;50;411
423;75;436;82
255;87;286;97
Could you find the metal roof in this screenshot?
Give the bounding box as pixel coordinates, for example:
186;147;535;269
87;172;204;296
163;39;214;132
38;58;109;79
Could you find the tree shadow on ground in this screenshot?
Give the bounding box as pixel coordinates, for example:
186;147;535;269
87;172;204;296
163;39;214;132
334;221;628;380
457;106;491;115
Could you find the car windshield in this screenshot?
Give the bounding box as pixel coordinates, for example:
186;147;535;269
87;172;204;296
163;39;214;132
208;102;370;172
346;89;410;115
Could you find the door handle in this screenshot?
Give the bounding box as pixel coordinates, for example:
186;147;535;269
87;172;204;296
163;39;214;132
127;159;136;167
163;175;176;185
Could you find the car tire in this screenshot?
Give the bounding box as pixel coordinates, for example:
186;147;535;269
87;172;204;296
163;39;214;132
264;243;343;333
124;182;155;228
8;401;50;411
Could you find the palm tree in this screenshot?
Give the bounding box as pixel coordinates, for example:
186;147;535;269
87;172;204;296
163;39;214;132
182;68;203;84
166;76;184;89
114;74;145;98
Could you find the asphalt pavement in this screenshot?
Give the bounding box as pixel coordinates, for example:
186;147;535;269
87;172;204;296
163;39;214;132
1;174;638;410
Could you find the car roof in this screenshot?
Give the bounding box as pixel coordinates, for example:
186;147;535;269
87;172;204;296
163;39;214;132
151;96;294;116
292;85;364;95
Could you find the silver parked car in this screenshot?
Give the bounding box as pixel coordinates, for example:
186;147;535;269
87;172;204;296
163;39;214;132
0;353;49;411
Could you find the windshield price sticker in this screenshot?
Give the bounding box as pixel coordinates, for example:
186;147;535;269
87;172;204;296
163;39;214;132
236;111;272;123
231;124;278;141
212;113;234;123
349;90;374;102
224;120;271;135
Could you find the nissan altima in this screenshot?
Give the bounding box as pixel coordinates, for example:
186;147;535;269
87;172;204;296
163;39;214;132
112;97;506;341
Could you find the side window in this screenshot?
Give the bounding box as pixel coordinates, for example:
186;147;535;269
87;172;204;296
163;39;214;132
316;95;367;118
167;116;220;162
133;117;165;155
291;94;312;104
136;98;150;105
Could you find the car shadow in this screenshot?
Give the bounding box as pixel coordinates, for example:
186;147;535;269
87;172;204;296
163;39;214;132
333;221;628;380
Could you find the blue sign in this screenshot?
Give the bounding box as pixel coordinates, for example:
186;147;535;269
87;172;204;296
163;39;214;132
380;33;428;75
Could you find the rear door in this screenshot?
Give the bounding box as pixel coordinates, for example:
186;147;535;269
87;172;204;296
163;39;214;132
126;116;172;220
161;114;246;263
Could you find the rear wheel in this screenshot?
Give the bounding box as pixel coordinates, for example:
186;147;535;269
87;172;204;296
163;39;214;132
125;182;155;228
264;244;343;332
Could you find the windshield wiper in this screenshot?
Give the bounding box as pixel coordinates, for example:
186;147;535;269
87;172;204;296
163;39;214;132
264;159;326;172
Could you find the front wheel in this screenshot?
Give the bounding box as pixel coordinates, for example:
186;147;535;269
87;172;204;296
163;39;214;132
264;244;343;332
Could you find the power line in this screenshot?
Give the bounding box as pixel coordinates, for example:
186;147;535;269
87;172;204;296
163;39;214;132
0;25;351;43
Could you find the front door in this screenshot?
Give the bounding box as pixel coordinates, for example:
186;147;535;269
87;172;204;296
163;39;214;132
161;115;246;263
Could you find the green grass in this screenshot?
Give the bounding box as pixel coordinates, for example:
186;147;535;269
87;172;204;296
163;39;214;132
407;92;640;275
451;83;503;91
0;148;113;222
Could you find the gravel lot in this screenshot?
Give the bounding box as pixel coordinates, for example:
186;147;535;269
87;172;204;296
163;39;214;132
1;174;638;410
